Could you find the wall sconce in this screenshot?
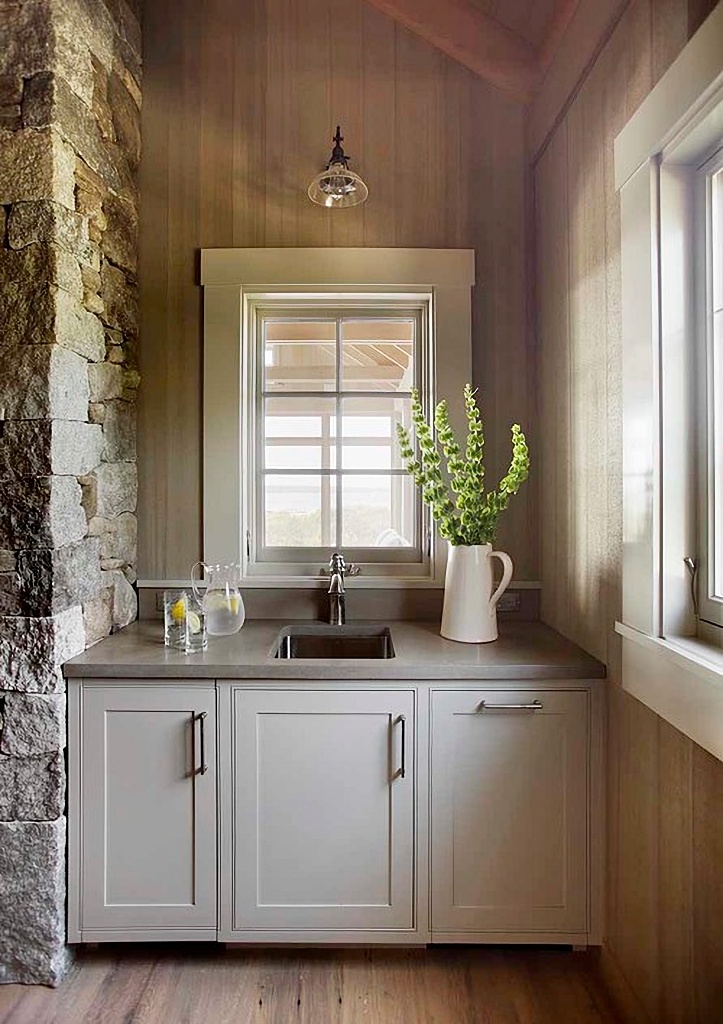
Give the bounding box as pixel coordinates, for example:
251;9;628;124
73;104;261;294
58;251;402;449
307;126;369;208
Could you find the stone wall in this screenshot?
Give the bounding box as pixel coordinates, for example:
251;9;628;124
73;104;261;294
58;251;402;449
0;0;141;985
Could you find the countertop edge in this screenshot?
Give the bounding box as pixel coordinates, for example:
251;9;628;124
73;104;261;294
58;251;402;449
64;665;605;680
62;620;606;681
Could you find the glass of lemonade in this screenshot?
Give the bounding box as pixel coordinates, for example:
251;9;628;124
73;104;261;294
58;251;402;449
163;590;208;653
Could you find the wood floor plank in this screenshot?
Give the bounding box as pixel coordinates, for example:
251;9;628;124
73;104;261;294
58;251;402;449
0;946;625;1024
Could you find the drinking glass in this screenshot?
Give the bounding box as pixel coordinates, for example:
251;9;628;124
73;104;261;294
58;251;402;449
163;590;208;653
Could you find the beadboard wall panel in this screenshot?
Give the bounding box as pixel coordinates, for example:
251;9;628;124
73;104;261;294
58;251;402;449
533;1;723;1021
138;0;535;582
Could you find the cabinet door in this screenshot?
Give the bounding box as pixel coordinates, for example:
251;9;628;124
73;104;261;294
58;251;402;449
79;684;216;934
431;689;588;935
231;688;414;933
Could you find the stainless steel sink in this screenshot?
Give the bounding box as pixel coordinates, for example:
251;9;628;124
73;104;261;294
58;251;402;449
273;625;395;660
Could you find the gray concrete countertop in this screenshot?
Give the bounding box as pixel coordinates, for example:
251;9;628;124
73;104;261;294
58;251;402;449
64;620;606;680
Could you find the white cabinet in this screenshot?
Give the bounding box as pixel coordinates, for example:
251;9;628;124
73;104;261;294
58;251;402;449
68;682;217;941
68;675;600;946
430;689;589;939
222;687;416;940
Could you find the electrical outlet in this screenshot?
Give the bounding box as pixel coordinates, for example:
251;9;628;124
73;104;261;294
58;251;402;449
497;590;521;613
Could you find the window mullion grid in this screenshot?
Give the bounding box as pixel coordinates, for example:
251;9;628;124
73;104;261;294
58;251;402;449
254;303;427;567
335;317;342;548
256;317;267;558
321;411;332;547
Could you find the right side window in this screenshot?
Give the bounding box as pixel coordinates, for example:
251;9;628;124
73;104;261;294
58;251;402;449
700;156;723;626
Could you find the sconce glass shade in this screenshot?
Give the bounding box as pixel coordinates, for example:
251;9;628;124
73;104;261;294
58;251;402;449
308;163;369;207
308;126;369;208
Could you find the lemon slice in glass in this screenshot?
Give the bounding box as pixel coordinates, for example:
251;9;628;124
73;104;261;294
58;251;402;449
187;610;202;634
170;598;186;623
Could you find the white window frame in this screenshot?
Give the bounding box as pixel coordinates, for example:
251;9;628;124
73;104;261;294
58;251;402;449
200;248;475;589
698;152;723;625
615;3;723;762
247;295;430;578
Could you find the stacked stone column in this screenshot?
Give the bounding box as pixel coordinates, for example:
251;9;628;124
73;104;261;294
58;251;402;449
0;0;141;984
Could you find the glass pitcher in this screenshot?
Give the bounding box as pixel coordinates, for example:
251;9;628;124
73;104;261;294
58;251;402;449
191;562;246;636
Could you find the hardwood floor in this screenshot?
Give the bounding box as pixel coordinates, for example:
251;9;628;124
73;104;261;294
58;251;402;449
0;946;623;1023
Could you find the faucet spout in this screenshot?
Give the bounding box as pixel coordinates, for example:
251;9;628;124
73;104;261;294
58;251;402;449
327;553;347;625
328;589;345;626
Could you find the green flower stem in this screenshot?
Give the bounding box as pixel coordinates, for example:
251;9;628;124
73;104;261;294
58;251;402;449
396;385;529;546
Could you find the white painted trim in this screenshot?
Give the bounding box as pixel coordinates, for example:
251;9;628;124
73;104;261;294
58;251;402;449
620;161;662;636
66;681;83;944
588;681;605;947
76;928;219;942
616;11;723;749
660;162;697;636
203;285;243;573
201;248;475;288
614;3;723;189
429;931;592;944
201;247;475;587
698;152;723;625
243;295;432;580
615;621;723;762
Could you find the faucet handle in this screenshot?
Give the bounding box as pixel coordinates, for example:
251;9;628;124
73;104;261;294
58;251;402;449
329;552;345;574
319;555;361;577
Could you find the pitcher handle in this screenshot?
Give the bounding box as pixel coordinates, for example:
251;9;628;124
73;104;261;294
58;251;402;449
489;551;513;608
190;561;207;604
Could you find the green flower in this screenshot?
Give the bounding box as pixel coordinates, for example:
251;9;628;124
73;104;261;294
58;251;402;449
396;384;529;546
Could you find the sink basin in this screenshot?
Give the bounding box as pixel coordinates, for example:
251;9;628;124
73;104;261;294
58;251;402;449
273;625;395;660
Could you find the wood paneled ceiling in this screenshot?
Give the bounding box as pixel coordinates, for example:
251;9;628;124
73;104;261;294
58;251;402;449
468;0;560;50
365;0;579;103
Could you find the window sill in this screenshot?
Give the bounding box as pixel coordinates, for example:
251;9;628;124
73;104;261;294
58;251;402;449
615;621;723;762
139;577;543;591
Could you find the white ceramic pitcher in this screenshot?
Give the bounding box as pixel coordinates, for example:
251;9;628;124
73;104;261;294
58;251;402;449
440;543;513;643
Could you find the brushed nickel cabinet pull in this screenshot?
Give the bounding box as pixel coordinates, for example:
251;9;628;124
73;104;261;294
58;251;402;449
476;700;543;712
396;714;406;779
192;711;208;775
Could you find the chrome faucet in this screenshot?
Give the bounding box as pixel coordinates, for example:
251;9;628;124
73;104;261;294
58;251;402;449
327;552;347;626
326;552;359;625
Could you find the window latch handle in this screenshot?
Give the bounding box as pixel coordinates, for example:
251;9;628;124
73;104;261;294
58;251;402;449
684;556;698;618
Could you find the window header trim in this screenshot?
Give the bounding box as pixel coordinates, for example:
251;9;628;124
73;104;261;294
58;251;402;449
201;247;475;289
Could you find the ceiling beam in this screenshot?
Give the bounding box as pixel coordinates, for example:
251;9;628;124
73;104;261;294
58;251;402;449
365;0;539;104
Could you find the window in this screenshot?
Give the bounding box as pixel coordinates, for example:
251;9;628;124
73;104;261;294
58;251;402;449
199;247;475;586
700;156;723;625
615;6;723;642
614;4;723;760
247;298;429;577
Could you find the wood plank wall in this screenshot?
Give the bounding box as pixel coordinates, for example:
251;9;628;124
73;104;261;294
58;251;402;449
532;1;723;1021
138;0;535;581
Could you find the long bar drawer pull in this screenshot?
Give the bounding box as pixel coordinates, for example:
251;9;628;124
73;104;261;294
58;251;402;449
396;714;406;779
192;711;208;775
476;700;543;712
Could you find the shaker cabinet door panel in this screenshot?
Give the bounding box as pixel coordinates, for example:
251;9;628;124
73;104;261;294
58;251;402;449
230;688;415;933
431;689;588;935
80;685;217;932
